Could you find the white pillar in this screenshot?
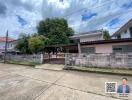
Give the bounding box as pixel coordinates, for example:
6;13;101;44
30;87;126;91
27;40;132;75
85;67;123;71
40;53;43;64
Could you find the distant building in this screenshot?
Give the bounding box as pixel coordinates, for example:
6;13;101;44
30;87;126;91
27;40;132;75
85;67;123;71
112;19;132;39
0;37;16;53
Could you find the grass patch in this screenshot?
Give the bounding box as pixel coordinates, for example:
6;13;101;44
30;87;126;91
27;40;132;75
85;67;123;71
6;60;41;67
0;60;4;63
64;66;132;76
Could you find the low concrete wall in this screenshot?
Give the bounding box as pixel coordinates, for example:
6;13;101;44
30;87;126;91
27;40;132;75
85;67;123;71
6;54;43;64
65;53;132;68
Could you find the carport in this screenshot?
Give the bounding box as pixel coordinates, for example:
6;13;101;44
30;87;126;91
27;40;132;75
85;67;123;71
43;44;78;64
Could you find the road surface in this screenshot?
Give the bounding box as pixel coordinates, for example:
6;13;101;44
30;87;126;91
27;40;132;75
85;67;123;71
0;63;131;100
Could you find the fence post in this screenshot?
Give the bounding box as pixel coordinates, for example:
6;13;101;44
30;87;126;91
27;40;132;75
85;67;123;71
40;53;43;64
64;53;68;68
4;30;8;63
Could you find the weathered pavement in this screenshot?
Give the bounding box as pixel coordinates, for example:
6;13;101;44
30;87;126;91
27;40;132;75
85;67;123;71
0;64;131;100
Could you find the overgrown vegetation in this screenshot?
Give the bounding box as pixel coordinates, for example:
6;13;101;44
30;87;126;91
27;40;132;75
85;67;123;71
102;29;111;40
37;18;74;45
16;18;74;54
64;66;132;76
28;35;49;53
16;34;31;54
6;60;40;67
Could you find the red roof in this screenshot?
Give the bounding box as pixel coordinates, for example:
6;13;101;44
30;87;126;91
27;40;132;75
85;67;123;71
0;37;15;42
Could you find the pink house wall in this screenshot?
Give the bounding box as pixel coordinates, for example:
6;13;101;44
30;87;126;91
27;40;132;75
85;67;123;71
81;42;132;53
96;44;112;53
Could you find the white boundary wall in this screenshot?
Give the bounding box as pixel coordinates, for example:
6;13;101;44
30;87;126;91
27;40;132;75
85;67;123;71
65;53;132;68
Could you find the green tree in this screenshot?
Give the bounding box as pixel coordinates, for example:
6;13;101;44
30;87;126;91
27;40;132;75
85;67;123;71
28;35;49;53
37;18;74;45
102;29;111;40
15;33;31;54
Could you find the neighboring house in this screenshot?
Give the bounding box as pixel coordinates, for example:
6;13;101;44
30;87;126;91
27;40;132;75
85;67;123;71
0;37;16;53
112;19;132;39
71;30;103;42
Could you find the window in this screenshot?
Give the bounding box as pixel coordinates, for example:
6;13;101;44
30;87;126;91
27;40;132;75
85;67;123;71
10;44;12;47
81;47;95;54
129;27;132;38
113;45;132;53
124;30;127;34
113;48;122;53
117;34;121;39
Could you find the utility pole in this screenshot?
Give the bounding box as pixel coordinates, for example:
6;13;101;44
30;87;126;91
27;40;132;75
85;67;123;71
77;39;81;55
4;30;8;63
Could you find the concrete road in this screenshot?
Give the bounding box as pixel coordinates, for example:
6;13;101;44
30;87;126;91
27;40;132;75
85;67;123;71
0;64;131;100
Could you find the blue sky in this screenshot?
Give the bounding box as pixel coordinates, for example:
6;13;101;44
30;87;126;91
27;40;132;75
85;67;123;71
122;1;132;9
16;15;27;26
82;10;97;21
0;0;132;39
107;18;120;27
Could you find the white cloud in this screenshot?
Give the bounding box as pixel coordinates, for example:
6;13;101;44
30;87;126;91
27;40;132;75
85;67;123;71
0;0;43;38
0;0;132;38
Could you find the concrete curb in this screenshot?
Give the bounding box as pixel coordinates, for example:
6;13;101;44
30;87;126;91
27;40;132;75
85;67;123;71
3;62;36;67
64;67;132;76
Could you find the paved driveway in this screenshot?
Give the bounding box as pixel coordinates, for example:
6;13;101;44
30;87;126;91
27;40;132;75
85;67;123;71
0;64;131;100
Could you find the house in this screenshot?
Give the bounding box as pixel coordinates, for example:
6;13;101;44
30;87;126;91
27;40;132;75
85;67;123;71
45;19;132;54
70;30;104;53
44;20;132;64
71;30;103;42
79;38;132;53
112;19;132;39
0;37;16;54
70;19;132;54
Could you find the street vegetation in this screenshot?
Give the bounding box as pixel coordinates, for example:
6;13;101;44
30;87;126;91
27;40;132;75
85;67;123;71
16;18;74;54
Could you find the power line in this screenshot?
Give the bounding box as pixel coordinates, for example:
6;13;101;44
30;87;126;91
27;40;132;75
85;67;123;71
4;9;132;37
61;0;132;31
63;0;116;18
69;9;132;28
107;27;121;29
